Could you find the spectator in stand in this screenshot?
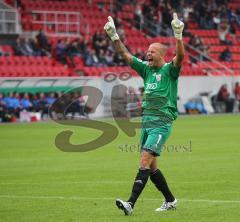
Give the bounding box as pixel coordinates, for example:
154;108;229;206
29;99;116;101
45;92;56;105
3;92;20;117
0;93;12;123
114;18;125;39
23;38;42;56
126;86;142;117
189;34;203;49
217;84;234;113
134;4;143;29
30;37;48;56
105;38;115;53
218;20;232;45
142;0;151;18
161;1;173;36
201;45;210;61
188;33;210;62
65;38;76;67
85;49;100;66
92;31;109;55
148;14;161;36
23;38;34;56
92;31;104;53
0;93;4;122
68;39;82;57
236;8;240;25
129;0;230;35
36;29;51;52
76;36;88;56
205;11;215;29
0;91;90;122
66;91;85;118
0;93;4;104
3;92;12;110
188;34;204;63
134;48;145;60
183;1;193;23
234;81;240;111
219;46;232;61
234;82;240;104
98;49;108;66
113;53;125;66
212;11;221;29
194;1;208;28
0;93;6;118
105;50;114;66
20;93;33;111
55;39;68;66
35;92;49;118
14;37;28;56
31;93;39;111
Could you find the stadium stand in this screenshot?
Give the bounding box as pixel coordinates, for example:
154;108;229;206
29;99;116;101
1;0;240;122
0;56;73;77
0;0;239;78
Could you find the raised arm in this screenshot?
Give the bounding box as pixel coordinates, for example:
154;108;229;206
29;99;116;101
104;16;133;65
171;13;185;68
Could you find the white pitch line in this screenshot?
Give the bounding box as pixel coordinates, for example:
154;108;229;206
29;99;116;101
146;198;240;204
0;195;240;204
0;180;232;185
0;181;130;185
180;199;240;204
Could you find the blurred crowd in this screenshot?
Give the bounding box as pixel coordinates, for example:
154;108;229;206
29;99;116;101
115;0;240;37
0;86;144;122
14;30;51;57
9;28;141;68
114;0;240;64
184;81;240;114
1;81;239;123
0;91;86;122
1;0;239;68
212;82;240;113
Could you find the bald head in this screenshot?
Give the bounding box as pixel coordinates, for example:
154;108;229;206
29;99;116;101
148;43;166;56
147;42;166;67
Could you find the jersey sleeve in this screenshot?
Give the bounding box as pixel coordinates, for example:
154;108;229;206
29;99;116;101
168;61;181;79
131;56;148;79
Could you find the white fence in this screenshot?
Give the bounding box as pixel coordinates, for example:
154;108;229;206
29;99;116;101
31;10;87;36
0;8;20;34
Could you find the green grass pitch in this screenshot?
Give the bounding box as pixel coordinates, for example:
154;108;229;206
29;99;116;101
0;114;240;222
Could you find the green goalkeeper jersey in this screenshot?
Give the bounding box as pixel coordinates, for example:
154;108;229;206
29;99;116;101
131;56;181;122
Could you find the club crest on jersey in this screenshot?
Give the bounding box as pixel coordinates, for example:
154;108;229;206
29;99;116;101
156;74;161;81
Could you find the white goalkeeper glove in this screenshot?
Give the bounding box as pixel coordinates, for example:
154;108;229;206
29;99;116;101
104;16;119;41
171;12;184;40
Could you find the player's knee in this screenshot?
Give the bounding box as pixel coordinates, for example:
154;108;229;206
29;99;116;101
140;152;154;168
140;159;150;168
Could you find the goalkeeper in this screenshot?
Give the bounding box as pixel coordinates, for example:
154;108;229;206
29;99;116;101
104;13;184;215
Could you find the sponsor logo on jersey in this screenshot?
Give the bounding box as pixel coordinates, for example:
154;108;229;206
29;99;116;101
146;83;157;90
